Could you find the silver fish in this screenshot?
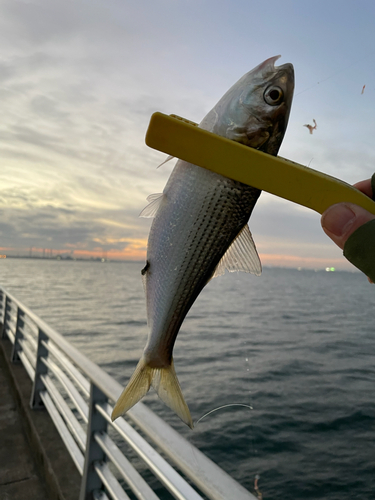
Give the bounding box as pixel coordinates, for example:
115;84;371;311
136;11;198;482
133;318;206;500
112;56;294;427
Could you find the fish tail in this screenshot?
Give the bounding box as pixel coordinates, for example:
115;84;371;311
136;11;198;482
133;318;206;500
111;357;152;421
111;357;193;428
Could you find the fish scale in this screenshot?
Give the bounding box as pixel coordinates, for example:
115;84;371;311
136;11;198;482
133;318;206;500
146;165;260;338
112;55;294;427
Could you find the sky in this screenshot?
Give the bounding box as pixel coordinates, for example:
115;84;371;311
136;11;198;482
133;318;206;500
1;0;375;270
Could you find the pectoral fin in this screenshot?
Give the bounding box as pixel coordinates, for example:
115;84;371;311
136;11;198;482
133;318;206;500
212;224;262;279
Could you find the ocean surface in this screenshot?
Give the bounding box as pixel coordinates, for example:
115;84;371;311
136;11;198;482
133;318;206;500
1;258;375;500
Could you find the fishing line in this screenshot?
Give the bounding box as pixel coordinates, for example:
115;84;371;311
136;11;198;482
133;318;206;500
195;403;253;425
295;52;375;97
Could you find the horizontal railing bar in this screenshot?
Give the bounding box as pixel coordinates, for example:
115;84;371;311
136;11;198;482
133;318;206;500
42;339;90;397
18;325;37;350
18;338;36;368
94;432;160;500
5;302;16;314
93;489;110;500
41;374;86;451
0;288;120;403
41;356;89;423
4;313;14;324
6;316;16;329
96;403;203;500
5;317;16;334
0;286;256;500
23;314;39;334
126;404;257;500
94;461;132;500
5;316;15;328
5;307;16;319
5;328;15;344
5;296;15;306
40;391;84;475
18;351;35;380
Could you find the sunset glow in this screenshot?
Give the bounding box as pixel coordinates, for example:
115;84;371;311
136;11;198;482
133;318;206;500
0;243;356;272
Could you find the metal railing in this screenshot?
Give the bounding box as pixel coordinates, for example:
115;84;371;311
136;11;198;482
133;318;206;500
0;286;257;500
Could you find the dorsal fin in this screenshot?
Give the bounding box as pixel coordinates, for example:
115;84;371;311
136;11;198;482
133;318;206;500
139;193;165;218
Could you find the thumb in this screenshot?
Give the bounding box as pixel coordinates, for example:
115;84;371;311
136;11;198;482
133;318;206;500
321;203;375;250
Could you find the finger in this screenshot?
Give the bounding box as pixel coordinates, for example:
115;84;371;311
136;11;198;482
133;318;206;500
321;203;375;250
353;179;373;198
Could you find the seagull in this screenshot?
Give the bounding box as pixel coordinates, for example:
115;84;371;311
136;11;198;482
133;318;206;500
304;119;317;134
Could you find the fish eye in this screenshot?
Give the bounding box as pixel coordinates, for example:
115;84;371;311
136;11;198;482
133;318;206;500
263;86;284;106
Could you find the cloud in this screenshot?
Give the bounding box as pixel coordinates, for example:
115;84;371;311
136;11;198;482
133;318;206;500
1;0;374;270
0;199;151;253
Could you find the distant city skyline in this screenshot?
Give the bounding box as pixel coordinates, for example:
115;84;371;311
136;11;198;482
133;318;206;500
0;243;358;271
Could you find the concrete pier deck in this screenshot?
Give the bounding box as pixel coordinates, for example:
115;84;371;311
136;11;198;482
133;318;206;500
0;337;80;500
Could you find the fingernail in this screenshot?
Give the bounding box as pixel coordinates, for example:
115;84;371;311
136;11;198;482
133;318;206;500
321;204;356;236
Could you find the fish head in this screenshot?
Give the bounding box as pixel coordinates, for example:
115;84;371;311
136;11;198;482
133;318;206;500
202;55;294;155
238;55;294;154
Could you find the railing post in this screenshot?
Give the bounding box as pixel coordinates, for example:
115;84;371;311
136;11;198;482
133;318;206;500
0;289;4;337
1;296;11;339
30;328;49;409
11;307;25;362
80;384;108;500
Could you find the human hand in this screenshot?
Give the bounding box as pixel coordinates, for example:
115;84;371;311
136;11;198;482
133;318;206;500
321;177;375;282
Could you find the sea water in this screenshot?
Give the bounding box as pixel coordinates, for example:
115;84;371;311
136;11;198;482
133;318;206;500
1;258;374;500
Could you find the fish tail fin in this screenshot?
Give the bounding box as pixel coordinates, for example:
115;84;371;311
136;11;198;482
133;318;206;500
151;358;193;428
111;357;152;421
111;357;193;428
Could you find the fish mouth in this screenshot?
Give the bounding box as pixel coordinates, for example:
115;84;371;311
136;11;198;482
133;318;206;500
256;55;293;77
257;55;294;85
258;55;281;71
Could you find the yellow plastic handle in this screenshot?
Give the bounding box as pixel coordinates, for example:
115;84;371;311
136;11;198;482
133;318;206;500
145;112;375;216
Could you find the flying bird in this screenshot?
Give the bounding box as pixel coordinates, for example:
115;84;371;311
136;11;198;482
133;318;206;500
304;119;317;134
